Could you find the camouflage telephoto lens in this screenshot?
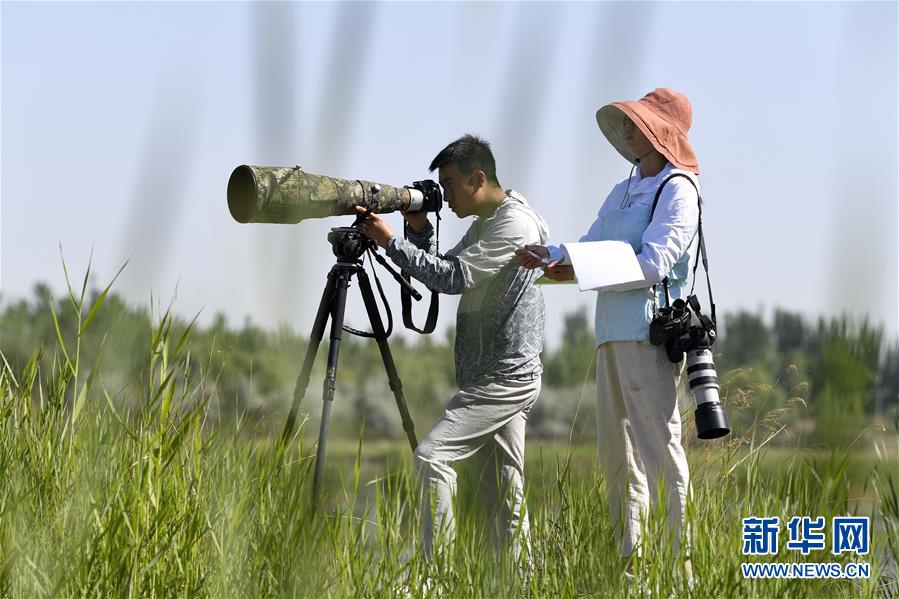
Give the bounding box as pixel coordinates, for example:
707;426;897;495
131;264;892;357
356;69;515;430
227;165;439;224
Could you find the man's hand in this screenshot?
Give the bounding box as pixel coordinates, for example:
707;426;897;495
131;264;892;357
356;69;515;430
402;211;429;233
515;245;551;270
354;206;394;248
543;264;575;281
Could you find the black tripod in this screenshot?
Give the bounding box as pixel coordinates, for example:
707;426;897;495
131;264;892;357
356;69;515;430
281;226;419;505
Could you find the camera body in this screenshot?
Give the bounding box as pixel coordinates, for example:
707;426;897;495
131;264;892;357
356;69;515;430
649;299;692;350
407;180;442;213
649;295;729;439
650;297;718;362
665;315;717;363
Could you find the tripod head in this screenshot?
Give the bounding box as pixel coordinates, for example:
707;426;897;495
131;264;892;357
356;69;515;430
328;219;423;305
327;226;373;263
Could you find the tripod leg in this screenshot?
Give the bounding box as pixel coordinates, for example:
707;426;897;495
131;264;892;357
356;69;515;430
357;269;419;452
281;269;337;444
312;269;352;506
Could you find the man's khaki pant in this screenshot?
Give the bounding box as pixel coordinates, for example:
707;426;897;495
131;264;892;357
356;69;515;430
596;341;690;557
413;377;541;561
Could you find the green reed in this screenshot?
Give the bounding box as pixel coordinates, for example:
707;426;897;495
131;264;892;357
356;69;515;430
0;263;896;598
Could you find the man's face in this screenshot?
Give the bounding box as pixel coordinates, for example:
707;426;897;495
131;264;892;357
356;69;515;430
438;163;480;218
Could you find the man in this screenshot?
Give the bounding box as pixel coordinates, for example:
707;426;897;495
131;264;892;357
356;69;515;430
355;134;548;561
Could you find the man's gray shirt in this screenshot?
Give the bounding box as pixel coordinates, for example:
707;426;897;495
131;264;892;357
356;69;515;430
385;190;550;387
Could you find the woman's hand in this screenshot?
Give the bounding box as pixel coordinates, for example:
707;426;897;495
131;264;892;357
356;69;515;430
515;245;551;270
543;264;575;281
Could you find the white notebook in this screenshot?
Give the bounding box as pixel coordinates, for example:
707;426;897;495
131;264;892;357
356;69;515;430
560;240;645;292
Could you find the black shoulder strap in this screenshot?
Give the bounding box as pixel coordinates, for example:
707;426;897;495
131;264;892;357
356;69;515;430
650;173;691;218
400;217;440;334
401;280;439;334
650;173;715;324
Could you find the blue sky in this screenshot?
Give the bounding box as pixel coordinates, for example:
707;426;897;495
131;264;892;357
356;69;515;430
2;1;897;347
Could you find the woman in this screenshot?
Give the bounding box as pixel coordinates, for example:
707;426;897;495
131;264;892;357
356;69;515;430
516;87;701;577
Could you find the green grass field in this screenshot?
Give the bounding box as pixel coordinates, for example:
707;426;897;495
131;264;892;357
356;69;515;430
2;366;896;597
0;274;897;597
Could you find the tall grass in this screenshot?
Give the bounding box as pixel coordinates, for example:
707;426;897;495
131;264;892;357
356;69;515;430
0;266;896;597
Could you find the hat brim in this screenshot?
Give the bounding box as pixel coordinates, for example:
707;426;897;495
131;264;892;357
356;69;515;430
596;102;699;174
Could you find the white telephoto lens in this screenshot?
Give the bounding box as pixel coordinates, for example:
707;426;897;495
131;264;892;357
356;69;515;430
686;348;720;407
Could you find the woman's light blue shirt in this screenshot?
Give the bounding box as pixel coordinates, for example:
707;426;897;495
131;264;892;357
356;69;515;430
547;163;701;346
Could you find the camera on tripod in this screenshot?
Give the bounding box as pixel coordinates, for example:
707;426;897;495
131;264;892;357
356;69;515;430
227;163;444;504
649;295;730;440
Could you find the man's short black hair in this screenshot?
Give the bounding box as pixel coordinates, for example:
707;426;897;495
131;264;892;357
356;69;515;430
429;134;501;187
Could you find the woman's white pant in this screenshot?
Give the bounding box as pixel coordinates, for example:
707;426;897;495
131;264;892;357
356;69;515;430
413;377;541;561
596;341;690;557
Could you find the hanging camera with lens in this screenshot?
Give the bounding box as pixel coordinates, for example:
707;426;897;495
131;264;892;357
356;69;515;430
650;295;729;439
647;173;730;440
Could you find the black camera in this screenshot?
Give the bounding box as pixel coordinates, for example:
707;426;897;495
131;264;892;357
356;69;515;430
649;299;692;347
661;298;717;363
649;296;729;439
408;179;443;213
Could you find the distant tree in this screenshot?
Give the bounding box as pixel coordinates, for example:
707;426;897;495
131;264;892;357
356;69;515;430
809;315;882;446
32;282;52;306
543;308;595;387
4;279;894;444
772;309;806;355
874;341;899;416
718;310;770;369
562;309;592;348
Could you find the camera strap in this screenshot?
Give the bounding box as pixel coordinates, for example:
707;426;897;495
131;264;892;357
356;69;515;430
344;251;395;339
649;173;716;324
400;214;440;334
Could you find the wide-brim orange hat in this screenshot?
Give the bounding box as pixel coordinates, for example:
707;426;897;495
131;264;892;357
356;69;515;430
596;87;699;174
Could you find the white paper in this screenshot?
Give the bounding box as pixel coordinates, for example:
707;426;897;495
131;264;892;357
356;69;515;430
560;241;645;292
